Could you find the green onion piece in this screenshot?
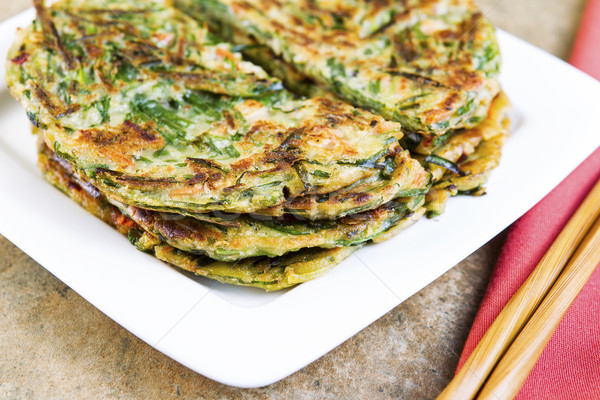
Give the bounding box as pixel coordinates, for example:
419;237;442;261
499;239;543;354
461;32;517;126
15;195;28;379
425;155;466;176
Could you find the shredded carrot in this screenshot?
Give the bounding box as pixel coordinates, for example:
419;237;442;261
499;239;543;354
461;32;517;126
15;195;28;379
123;218;135;228
114;212;135;228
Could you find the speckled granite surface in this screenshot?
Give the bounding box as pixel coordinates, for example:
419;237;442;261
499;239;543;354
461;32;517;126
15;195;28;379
0;1;587;398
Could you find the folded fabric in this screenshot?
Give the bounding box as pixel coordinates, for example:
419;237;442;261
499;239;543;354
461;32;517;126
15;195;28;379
456;0;600;398
570;0;600;80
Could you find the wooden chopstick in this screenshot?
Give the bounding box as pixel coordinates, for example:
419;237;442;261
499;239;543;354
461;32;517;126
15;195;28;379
477;213;600;399
437;178;600;400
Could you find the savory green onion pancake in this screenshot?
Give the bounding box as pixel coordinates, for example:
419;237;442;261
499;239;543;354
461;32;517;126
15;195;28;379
118;196;425;261
8;0;510;291
39;136;425;261
7;0;429;218
176;0;501;136
423;91;510;216
38;139;427;291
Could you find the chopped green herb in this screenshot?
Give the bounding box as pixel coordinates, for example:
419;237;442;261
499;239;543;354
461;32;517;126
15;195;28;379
26;111;41;128
457;98;475;116
57;81;71;105
183;90;228;121
130;94;192;142
203;135;222;155
369;80;381;95
327;57;346;78
128;228;145;246
312;170;330;178
95;96;111;124
135;156;153;163
223;145;240;158
231;43;267;52
467;116;485;125
432;130;456;148
425;155;466;176
116;62;139;82
77;66;95;86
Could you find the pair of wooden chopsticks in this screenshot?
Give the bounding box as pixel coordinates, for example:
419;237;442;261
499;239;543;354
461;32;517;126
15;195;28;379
437;178;600;400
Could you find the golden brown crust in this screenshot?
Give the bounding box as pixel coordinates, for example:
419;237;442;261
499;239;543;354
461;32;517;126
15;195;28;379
74;121;166;168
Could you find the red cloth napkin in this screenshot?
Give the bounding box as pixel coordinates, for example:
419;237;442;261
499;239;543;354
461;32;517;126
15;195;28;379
456;1;600;398
570;0;600;81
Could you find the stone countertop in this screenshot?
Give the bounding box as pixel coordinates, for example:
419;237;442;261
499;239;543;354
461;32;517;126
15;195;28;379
0;1;587;399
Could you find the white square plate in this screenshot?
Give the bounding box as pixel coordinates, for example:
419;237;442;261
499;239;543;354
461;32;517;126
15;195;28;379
1;9;599;388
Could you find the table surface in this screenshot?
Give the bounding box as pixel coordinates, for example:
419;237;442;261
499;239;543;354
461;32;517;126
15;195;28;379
0;1;587;399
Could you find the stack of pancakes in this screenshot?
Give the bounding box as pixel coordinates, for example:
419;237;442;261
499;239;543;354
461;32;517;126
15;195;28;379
6;0;509;290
